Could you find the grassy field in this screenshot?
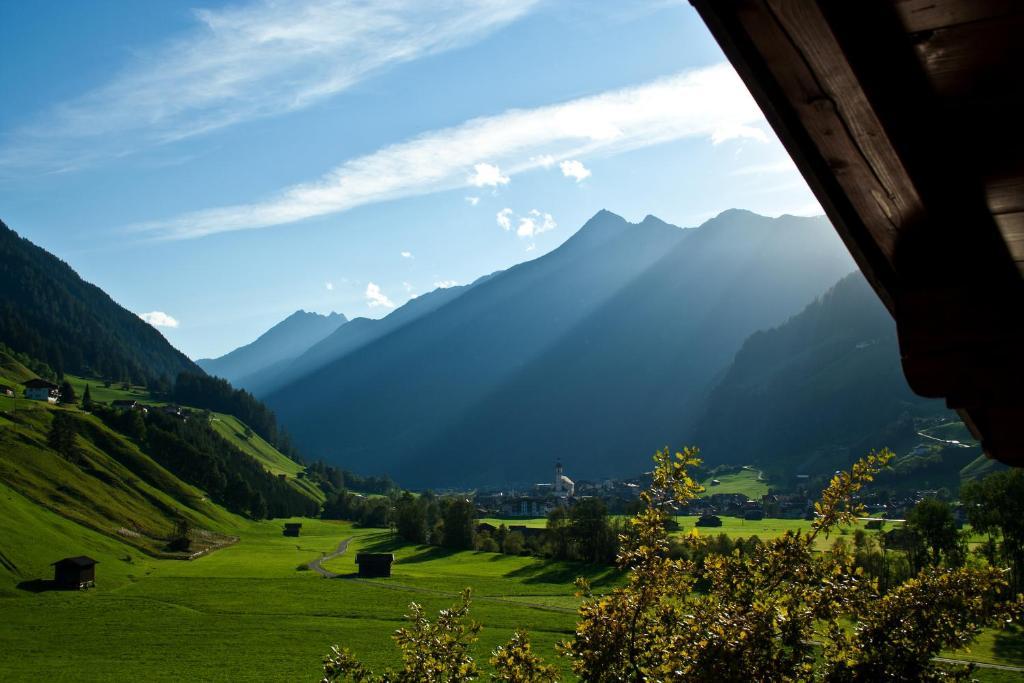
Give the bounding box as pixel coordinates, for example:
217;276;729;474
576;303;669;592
699;466;769;498
0;518;597;680
1;513;1019;681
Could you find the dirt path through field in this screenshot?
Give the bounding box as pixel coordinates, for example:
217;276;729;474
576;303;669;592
307;537;352;577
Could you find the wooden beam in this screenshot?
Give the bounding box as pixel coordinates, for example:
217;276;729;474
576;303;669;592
894;0;1018;33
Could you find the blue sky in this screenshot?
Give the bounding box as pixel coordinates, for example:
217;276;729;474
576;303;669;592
0;0;822;359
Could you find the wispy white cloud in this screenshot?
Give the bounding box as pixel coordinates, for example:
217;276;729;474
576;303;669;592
365;282;395;309
559;159;591;182
0;0;538;172
400;250;413;259
500;208;555;239
134;63;767;239
433;280;459;289
325;281;334;290
496;208;514;230
531;154;556;168
139;311;180;328
467;162;510;188
516;209;556;238
464;196;480;206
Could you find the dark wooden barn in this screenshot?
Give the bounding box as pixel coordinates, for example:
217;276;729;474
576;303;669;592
691;0;1024;466
52;556;98;589
355;552;394;578
282;522;302;537
696;514;723;528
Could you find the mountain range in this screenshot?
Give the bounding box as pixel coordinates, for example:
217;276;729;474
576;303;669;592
0;208;957;490
259;209;858;487
197;310;347;386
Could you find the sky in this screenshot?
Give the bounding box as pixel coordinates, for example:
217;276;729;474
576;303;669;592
0;0;823;360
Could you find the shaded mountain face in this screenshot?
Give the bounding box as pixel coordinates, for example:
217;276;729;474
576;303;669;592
0;220;201;383
265;209;856;488
244;282;476;398
197;310;347;387
693;272;947;477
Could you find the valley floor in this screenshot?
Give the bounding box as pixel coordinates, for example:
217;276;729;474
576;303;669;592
1;513;1022;681
0;517;615;681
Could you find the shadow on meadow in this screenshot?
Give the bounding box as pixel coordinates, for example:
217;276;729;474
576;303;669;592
992;625;1024;664
503;560;622;587
16;579;66;593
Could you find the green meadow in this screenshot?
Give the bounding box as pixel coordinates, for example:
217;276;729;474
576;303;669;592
1;511;1021;681
699;466;770;498
0;517;601;681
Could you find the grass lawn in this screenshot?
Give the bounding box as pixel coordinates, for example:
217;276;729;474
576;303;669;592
699;466;769;498
0;518;589;681
64;374;164;407
0;511;1020;680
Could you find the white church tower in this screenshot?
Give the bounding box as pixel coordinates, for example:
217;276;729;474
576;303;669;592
554;461;575;498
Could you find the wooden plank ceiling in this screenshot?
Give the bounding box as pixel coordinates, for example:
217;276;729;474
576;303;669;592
691;0;1024;466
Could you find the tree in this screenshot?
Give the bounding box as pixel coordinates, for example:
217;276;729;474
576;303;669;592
545;506;569;559
502;531;525;556
904;497;964;569
82;384;93;410
489;630;558;682
962;468;1024;594
58;380;76;405
567;497;618;564
441;499;476;550
322;590;481;682
169;518;192;552
48;411;80;462
394;493;429;544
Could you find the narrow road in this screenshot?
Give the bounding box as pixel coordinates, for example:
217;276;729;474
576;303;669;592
917;431;973;448
307;537;352;578
933;657;1024;673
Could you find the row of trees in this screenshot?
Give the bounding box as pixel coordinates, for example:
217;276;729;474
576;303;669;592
306;461;394;496
171;372;299;459
93;405;318;519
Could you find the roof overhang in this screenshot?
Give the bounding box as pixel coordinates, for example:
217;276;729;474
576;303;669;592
691;0;1024;465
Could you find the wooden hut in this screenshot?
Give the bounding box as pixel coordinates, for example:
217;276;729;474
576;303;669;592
52;556;98;589
283;522;302;537
355;552;394;578
696;514;723;528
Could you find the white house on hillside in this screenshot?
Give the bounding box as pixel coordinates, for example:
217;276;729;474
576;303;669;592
23;379;59;403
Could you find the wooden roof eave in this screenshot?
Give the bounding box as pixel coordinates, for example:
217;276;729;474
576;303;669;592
691;0;1024;465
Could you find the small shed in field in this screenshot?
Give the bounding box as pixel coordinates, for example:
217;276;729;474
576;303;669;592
52;556;98;589
356;552;394;578
283;522;302;537
695;514;723;528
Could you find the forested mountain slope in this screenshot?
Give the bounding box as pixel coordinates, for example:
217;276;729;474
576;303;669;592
694;272;950;476
0;220;201;384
